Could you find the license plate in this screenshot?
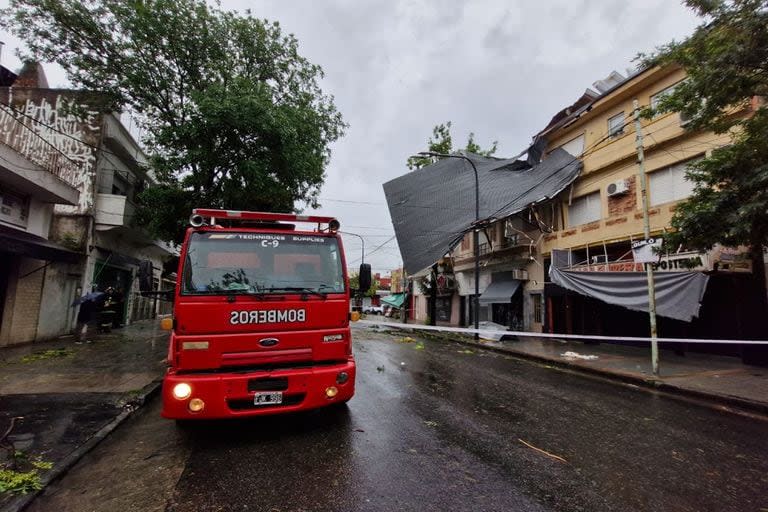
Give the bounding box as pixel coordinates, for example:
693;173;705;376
253;392;283;406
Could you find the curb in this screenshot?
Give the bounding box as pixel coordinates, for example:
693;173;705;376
1;379;163;512
477;342;768;417
377;325;768;417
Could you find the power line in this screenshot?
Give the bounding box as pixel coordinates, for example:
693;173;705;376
347;235;397;265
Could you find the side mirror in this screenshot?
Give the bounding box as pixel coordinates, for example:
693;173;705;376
359;263;372;292
138;260;153;292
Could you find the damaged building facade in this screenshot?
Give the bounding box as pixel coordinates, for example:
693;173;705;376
384;149;581;331
537;66;765;363
0;62;172;345
387;64;766;366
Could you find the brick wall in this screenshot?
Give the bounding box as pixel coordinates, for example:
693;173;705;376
607;175;637;216
0;257;44;345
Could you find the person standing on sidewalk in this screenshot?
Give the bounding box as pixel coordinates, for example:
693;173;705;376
75;299;96;343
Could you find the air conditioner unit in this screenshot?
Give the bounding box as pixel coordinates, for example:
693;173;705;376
606;179;629;197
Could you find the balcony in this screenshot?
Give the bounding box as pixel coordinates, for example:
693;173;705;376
94;193;136;229
0;141;79;205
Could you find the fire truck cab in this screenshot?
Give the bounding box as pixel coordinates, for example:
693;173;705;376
142;209;368;420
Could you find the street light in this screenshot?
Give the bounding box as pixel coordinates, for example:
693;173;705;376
340;231;366;311
417;151;481;340
339;231;365;265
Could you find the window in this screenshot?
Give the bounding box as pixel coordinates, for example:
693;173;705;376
568;192;601;226
649;160;698;206
650;83;679;111
532;293;542;324
0;187;29;228
182;232;345;294
559;134;585;157
607;112;625;138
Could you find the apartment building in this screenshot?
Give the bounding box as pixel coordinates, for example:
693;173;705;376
538;66;759;355
0;62;172;344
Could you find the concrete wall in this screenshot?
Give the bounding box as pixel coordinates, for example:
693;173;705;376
24;198;53;238
37;262;81;339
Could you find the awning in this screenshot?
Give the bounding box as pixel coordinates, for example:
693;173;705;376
549;265;709;322
479;276;521;305
382;293;406;308
0;225;82;263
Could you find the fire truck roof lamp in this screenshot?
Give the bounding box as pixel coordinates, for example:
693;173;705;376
191;209;339;231
189;214;205;227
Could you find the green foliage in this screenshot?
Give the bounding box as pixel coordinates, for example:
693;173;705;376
407;121;498;170
349;271;378;297
2;0;345;244
20;348;74;363
0;469;42;495
639;0;768;251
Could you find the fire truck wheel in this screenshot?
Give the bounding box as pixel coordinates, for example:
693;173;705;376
174;419;195;430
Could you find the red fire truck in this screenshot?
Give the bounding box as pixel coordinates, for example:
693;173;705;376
141;209;369;420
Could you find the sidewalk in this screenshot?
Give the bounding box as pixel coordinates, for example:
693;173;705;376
0;320;168;512
371;321;768;415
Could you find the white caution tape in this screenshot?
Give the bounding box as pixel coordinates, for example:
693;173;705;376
358;320;768;345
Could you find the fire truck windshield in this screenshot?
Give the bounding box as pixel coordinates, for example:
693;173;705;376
181;232;345;295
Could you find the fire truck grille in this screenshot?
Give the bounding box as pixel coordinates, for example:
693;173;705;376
227;393;305;411
179;359;347;375
247;377;289;392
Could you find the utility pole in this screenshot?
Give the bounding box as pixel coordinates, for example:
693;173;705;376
633;99;659;376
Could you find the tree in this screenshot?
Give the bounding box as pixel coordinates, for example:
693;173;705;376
2;0;345;242
407;121;498;170
642;0;768;347
348;271;378;297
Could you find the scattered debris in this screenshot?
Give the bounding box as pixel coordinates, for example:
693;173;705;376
423;420;438;427
398;337;416;343
376;365;385;372
518;439;567;463
19;348;74;364
414;342;424;350
560;351;598;361
456;349;474;355
354;428;365;433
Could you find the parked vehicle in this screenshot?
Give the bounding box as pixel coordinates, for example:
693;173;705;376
141;209;371;420
364;305;384;314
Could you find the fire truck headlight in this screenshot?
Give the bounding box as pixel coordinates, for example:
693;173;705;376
188;398;205;412
325;386;339;398
172;383;192;400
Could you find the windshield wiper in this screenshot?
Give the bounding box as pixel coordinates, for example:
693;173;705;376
264;286;327;298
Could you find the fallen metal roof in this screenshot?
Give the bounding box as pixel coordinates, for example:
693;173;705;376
383;148;581;275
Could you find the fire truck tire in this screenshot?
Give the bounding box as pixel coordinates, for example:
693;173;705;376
174;419;195;430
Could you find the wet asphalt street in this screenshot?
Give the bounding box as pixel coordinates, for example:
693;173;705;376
31;324;768;512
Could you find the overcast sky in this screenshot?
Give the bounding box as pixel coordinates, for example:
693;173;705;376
0;1;700;274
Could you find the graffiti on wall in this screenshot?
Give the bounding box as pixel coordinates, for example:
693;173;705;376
0;94;101;210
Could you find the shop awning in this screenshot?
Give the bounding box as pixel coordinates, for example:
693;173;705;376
382;293;406;308
549;265;709;322
0;225;82;263
479;277;521;305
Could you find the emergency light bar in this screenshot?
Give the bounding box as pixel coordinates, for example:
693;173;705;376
190;209;340;232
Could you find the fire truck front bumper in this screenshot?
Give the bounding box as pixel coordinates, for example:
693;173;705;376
160;359;356;419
